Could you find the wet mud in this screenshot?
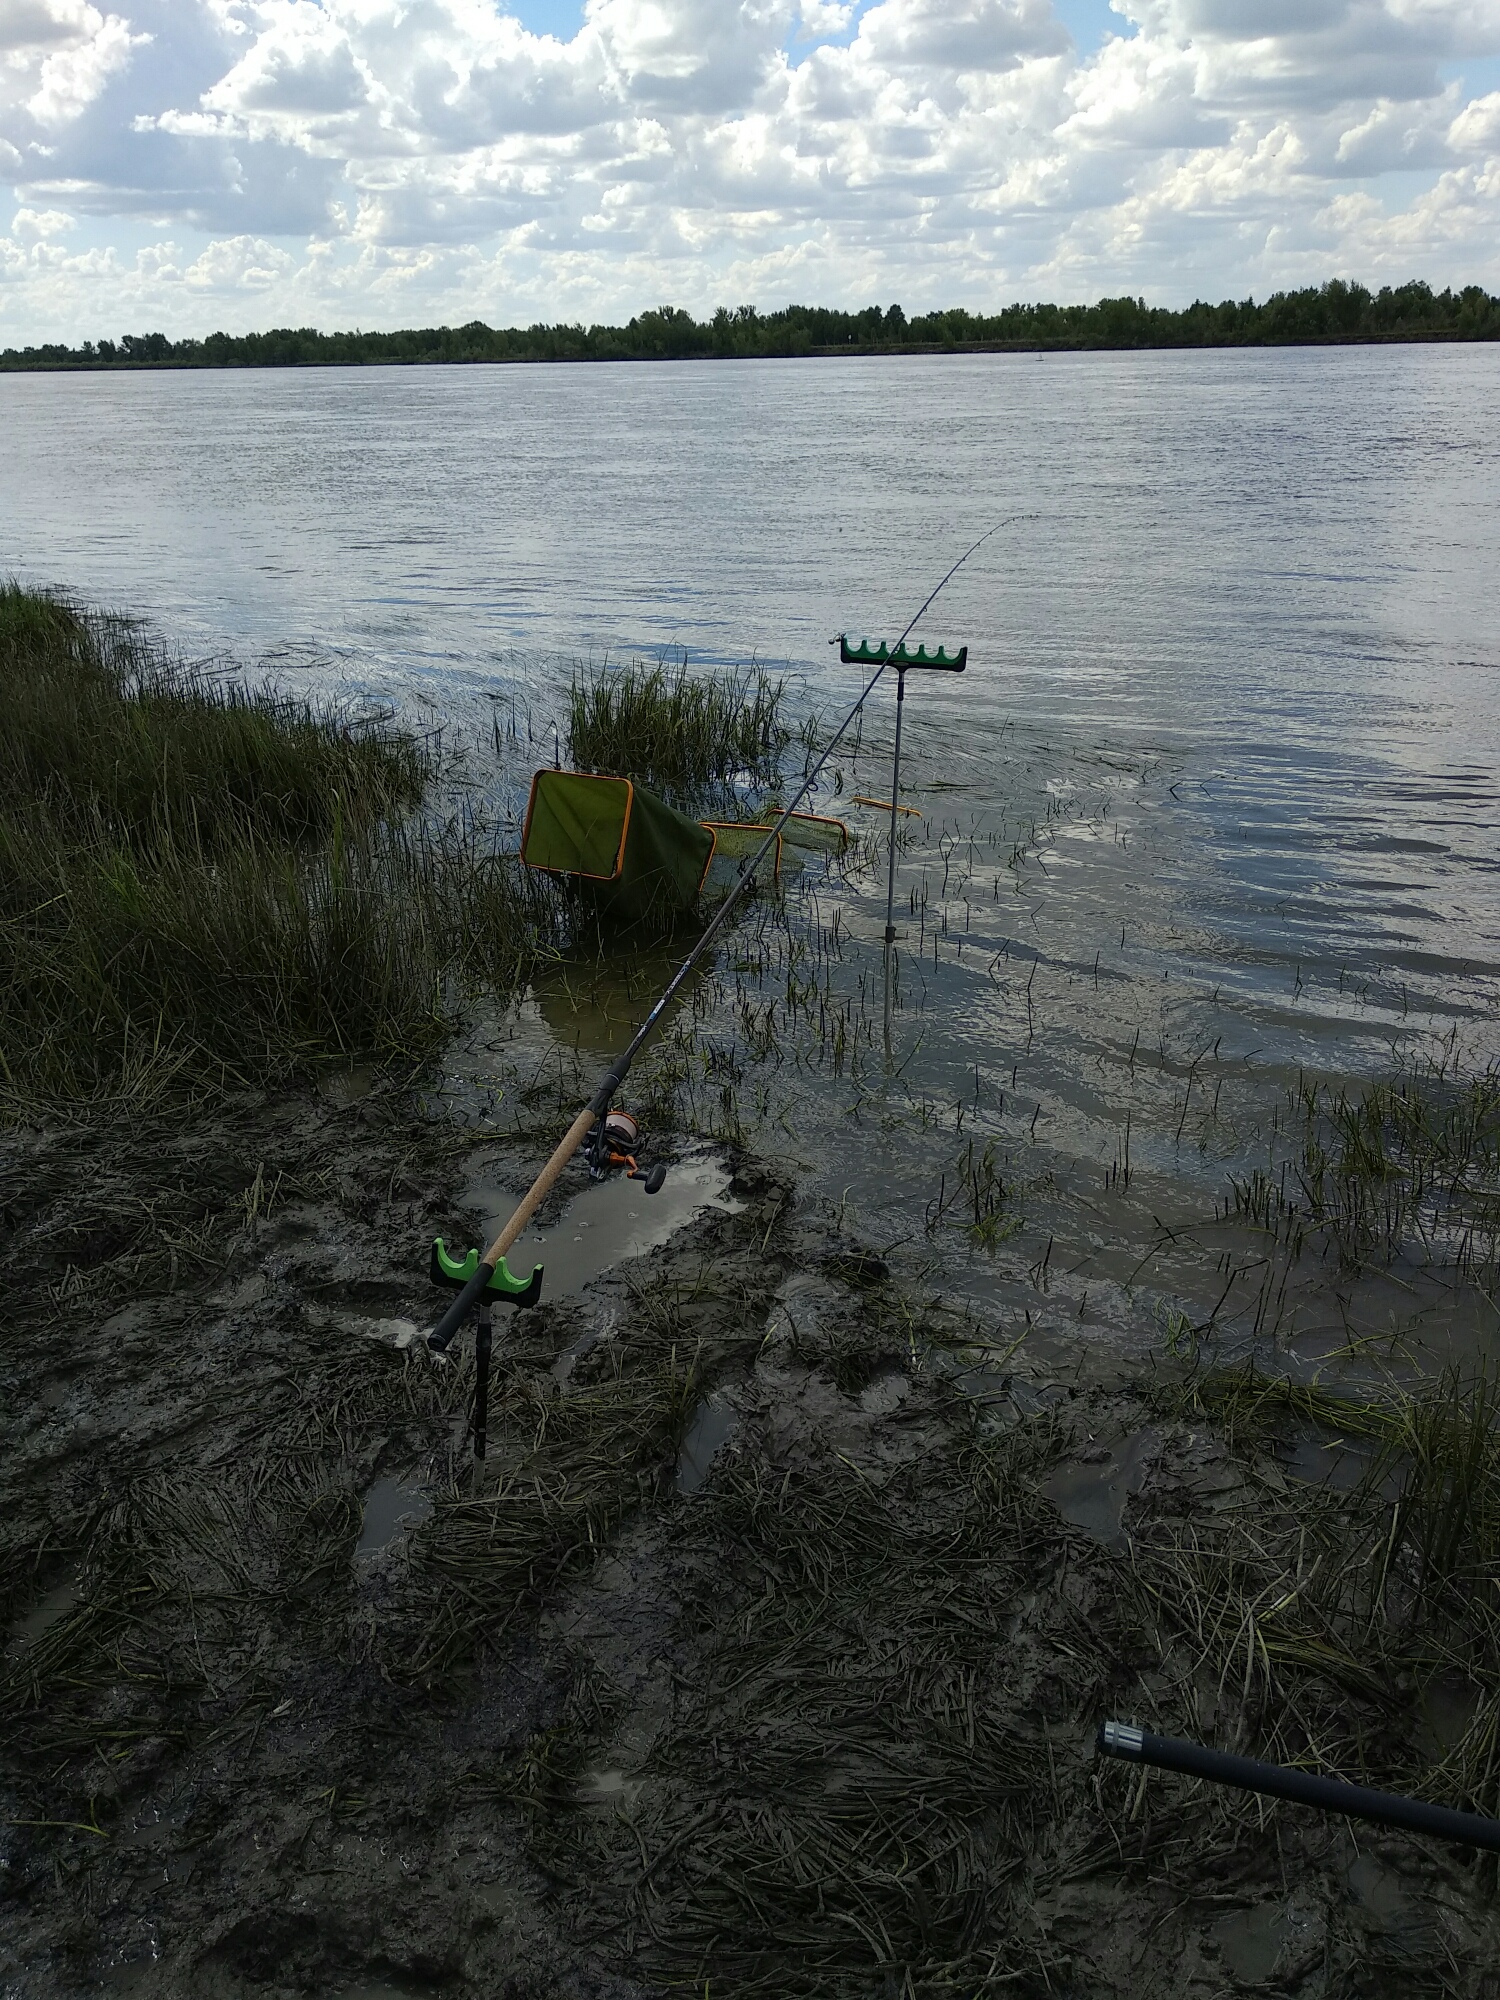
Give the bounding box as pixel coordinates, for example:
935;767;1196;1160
2;1086;1497;1997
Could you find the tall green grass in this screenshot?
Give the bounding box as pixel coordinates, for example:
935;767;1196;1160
1;585;426;847
566;656;788;801
0;586;555;1100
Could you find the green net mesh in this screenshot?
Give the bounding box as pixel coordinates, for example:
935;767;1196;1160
521;769;715;922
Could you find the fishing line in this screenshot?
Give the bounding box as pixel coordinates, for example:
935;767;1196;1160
429;513;1033;1350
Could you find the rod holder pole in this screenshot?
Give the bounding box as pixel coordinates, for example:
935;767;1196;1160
883;667;906;1056
473;1301;493;1467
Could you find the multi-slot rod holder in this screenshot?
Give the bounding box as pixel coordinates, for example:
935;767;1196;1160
839;635;967;1049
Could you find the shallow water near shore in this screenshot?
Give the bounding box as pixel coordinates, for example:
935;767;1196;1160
5;345;1499;1365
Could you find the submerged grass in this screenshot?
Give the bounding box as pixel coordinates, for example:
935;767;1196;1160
0;585;560;1099
1221;1063;1500;1283
567;654;789;802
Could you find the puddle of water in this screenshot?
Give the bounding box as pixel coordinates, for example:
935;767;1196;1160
101;1950;163;1995
473;1877;524;1921
120;1796;191;1848
1346;1854;1408;1926
1041;1430;1157;1549
355;1476;432;1558
333;1313;420;1349
677;1397;737;1495
1212;1903;1291;1984
11;1572;83;1646
459;1148;740;1301
1418;1672;1482;1758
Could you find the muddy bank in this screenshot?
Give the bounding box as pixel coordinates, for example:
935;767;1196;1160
2;1086;1497;1997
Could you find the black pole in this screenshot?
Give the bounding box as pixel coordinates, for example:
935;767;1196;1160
883;667;907;1054
1098;1721;1500;1854
884;667;907;950
473;1302;492;1465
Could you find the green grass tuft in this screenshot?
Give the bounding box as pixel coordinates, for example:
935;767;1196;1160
566;655;788;802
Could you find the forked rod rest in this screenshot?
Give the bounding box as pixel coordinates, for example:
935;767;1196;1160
1098;1721;1500;1853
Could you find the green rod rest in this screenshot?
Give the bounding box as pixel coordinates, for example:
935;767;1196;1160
839;636;967;672
429;1237;544;1307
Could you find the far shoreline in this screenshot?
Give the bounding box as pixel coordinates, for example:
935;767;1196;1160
5;277;1497;374
5;326;1500;375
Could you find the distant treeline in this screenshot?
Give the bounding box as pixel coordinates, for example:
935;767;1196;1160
5;280;1498;371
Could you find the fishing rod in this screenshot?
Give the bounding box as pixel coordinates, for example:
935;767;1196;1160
427;518;1022;1354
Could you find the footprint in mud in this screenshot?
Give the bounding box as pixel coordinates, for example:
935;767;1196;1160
354;1475;431;1558
1042;1431;1157;1550
1211;1900;1321;1985
329;1987;430;2000
1212;1903;1289;1984
676;1397;737;1495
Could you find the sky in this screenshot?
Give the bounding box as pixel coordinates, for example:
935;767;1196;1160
3;0;1500;343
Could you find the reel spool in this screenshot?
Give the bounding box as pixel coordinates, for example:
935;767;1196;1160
588;1107;667;1193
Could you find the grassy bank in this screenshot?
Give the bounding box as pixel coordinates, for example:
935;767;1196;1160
0;585;557;1102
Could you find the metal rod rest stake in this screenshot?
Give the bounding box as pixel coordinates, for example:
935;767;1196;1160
473;1302;492;1465
883;666;906;1055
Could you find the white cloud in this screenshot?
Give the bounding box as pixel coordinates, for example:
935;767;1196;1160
858;0;1067;70
9;200;76;234
182;229;293;284
1334;90;1457;171
0;0;148;130
1449;85;1500;150
796;0;855;34
1;0;1499;342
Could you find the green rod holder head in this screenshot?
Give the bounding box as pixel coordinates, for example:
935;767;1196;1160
840;636;967;672
429;1238;544;1308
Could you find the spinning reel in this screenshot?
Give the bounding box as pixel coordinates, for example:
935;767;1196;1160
586;1107;667;1194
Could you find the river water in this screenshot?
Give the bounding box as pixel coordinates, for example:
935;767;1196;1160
5;348;1499;1371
